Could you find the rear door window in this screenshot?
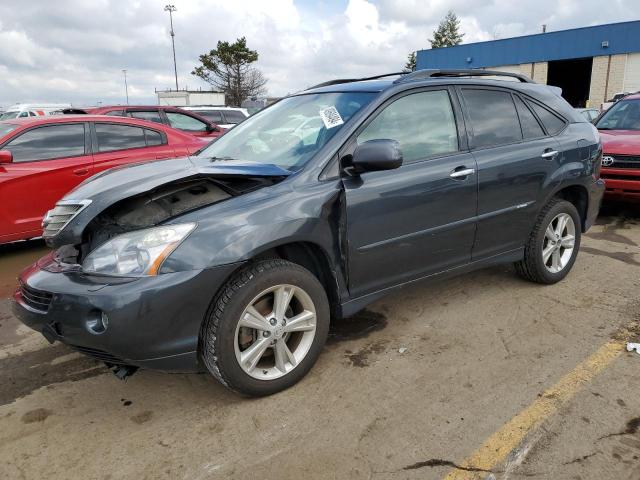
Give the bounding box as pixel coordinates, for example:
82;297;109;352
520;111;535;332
526;101;566;135
461;89;523;148
165;112;208;132
198;110;224;123
357;90;459;163
223;110;247;124
95;123;147;152
5;124;86;162
514;96;545;139
129;110;163;124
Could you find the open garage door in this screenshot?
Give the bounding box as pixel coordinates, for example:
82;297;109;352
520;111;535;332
547;57;593;108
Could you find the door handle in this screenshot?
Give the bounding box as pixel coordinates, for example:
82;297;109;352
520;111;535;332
541;150;559;159
450;167;475;179
73;168;89;176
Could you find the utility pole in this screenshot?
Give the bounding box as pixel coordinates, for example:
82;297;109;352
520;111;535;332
122;69;129;105
164;4;179;90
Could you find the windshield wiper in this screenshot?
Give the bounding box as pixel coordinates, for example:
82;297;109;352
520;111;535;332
209;156;237;162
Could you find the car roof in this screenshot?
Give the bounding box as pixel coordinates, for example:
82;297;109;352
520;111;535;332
0;114;184;131
300;70;583;123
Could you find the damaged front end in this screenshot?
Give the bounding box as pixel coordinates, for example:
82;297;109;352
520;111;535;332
18;157;292;377
44;157;291;265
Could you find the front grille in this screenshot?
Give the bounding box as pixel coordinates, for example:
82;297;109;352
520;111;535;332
19;282;53;312
603;155;640;170
42;201;90;238
69;345;126;365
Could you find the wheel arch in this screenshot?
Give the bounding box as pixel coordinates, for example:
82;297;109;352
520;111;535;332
550;184;589;232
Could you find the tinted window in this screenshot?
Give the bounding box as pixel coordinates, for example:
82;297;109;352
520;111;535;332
196;110;223;123
5;124;85;162
514;96;545;139
145;129;164;146
105;110;124;116
357;90;458;163
462;89;522;148
129;110;163;124
223;111;247;124
165;112;207;131
95;123;146;152
527;101;566;135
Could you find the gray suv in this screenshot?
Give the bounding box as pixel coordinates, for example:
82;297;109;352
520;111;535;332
14;70;605;396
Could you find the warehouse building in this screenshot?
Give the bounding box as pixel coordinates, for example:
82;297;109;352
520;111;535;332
416;20;640;108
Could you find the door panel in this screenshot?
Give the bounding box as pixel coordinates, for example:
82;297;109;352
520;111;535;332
344;153;478;296
0;123;91;239
343;88;477;297
471;138;560;258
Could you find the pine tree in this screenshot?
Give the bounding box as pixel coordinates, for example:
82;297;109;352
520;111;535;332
429;11;465;48
404;52;416;72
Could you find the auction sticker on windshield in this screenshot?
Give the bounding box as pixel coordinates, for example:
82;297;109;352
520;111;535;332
319;106;344;129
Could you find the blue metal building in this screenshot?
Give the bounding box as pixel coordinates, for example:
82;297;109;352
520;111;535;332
416;21;640;108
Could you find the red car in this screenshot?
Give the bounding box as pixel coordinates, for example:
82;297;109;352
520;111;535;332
0;115;208;244
596;93;640;201
70;105;225;139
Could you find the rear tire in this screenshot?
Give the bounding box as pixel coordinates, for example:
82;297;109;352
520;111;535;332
514;198;581;284
199;259;330;396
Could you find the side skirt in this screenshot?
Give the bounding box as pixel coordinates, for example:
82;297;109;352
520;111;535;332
338;247;524;318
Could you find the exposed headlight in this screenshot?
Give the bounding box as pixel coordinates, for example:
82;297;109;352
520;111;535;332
82;223;196;276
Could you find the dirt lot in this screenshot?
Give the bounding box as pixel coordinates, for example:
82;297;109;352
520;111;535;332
1;203;639;480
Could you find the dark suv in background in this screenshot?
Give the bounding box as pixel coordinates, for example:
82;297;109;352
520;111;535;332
14;70;604;396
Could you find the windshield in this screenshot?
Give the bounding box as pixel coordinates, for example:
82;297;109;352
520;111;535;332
198;91;376;171
0;112;20;120
596;99;640;130
0;123;18;138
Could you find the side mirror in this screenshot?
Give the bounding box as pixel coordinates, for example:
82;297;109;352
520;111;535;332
351;139;403;173
0;150;13;164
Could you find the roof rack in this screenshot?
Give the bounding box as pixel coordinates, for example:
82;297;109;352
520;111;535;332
307;72;405;90
394;69;534;84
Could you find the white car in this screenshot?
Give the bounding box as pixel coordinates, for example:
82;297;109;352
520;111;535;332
0;103;71;120
181;106;249;129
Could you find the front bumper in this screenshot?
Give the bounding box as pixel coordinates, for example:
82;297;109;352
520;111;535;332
12;254;241;372
601;168;640;202
585;178;606;231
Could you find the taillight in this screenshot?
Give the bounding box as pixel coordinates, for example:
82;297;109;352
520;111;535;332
594;149;602;179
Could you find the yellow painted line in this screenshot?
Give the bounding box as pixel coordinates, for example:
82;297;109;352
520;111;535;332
443;339;625;480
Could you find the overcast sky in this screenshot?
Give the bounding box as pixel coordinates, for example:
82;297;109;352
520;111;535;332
0;0;638;107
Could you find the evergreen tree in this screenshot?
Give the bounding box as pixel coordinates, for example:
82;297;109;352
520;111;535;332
404;52;416;72
429;11;464;48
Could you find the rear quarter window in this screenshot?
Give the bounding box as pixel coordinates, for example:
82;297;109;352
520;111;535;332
526;100;566;135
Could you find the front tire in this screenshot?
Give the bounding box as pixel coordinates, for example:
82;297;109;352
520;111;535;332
515;198;581;284
199;259;330;396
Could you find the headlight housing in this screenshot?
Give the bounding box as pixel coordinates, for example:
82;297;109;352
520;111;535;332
82;223;196;276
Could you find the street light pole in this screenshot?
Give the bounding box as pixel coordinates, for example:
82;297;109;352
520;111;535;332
122;69;129;105
164;4;179;90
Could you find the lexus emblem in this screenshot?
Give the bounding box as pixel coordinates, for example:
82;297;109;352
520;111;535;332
602;156;615;167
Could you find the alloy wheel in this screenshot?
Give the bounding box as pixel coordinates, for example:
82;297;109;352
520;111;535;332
234;284;317;380
542;213;576;274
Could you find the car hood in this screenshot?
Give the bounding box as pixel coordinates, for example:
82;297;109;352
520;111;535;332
47;156;291;248
599;130;640;154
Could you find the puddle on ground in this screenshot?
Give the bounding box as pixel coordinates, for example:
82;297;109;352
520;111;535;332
0;240;51;299
328;309;387;344
0;342;108;406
